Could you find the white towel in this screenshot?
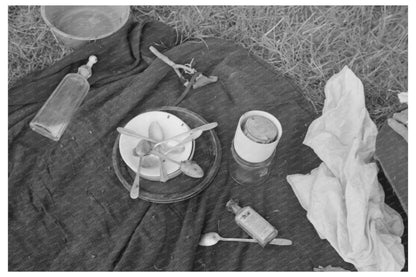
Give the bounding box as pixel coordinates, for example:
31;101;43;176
286;66;405;271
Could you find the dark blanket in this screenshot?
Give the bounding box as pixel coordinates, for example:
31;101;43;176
375;122;408;214
8;20;407;271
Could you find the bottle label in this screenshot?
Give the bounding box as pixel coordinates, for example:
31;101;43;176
236;208;277;245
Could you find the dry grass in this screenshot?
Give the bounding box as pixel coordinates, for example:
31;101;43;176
8;6;72;83
8;6;408;127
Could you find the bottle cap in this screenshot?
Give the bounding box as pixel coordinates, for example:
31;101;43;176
78;55;98;79
226;199;242;214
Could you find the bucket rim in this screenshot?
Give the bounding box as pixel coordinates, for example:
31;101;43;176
40;6;131;42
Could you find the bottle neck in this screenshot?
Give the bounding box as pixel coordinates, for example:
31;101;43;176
226;199;242;214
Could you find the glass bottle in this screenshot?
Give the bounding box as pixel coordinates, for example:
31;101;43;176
229;143;275;186
226;199;278;247
30;55;97;141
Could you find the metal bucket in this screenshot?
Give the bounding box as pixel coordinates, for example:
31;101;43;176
41;6;130;49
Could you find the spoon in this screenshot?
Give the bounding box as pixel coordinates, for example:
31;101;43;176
148;122;164;141
140;155;159;168
199;232;293;247
117;127;157;143
151;150;204;178
131;140;152;199
164;129;203;155
154;122;218;148
157;129;203;155
148;122;169;182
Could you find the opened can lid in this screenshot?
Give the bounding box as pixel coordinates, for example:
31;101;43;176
243;115;278;143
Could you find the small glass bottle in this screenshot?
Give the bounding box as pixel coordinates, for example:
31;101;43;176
30;55;98;141
226;199;278;247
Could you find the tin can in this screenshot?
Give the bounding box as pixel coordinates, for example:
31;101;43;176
229;110;282;185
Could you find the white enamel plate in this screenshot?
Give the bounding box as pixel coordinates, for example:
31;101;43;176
119;111;194;181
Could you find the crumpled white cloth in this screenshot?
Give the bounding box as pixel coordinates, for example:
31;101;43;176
286;66;405;271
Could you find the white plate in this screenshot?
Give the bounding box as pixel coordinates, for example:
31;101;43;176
119;111;194;181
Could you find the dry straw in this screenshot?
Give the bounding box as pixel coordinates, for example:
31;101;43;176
9;6;407;127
